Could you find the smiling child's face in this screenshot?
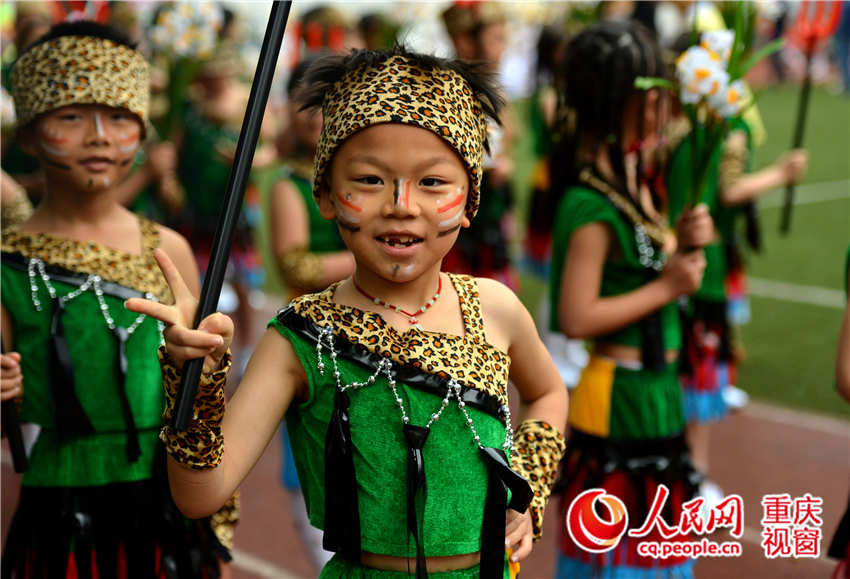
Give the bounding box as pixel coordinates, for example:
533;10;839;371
23;103;142;194
319;123;471;284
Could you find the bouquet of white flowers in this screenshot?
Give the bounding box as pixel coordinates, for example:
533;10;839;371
148;2;224;137
636;4;782;207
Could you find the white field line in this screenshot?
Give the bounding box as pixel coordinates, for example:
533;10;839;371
747;277;845;309
758;179;850;209
743;401;850;438
231;548;307;579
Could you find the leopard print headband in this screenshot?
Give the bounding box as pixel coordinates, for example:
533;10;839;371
314;55;488;219
11;35;149;133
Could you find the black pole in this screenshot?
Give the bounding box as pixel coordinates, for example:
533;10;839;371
780;43;814;235
1;339;28;472
173;1;292;430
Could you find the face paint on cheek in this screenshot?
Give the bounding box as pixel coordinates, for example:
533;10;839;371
437;223;462;238
437;186;465;215
38;125;71;158
117;128;140;154
334;191;362;232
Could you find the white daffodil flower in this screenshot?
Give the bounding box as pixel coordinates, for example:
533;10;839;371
676;46;728;104
708;79;746;118
701;30;735;64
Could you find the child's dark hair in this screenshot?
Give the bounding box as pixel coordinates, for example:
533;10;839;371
546;20;665;228
27;20;137;52
296;45;504;129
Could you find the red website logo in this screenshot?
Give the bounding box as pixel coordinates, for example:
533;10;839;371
566;489;629;553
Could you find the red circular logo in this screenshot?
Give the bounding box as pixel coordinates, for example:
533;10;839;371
566;489;629;553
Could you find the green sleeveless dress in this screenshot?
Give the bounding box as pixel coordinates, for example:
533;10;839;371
271;274;519;577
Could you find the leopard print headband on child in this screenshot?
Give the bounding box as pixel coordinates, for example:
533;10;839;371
314;55;489;219
10;35;150;133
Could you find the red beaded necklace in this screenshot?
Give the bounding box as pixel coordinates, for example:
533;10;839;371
352;275;443;325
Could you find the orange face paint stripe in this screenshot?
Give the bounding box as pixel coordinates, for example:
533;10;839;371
437;192;465;213
336;192;363;212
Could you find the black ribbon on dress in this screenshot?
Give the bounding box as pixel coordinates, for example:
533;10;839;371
113;326;141;463
48;298;95;440
640;311;666;371
403;424;430;579
479;446;534;578
322;389;361;560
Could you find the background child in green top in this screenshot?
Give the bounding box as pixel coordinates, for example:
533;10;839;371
546;21;714;578
127;46;568;578
268;55;355;573
0;20;232;578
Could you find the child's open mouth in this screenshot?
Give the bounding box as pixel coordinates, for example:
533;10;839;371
375;235;423;248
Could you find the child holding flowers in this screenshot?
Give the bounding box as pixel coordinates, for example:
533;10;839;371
549;21;715;578
665;27;808;496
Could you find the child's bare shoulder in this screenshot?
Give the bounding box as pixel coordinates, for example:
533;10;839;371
474;277;526;345
156;224;192;257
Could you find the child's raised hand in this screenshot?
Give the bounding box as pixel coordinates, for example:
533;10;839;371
780;149;809;186
505;508;533;563
125;248;233;372
1;352;23;402
660;249;706;298
675;203;714;250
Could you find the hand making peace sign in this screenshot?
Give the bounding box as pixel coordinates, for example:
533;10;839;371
125;248;234;373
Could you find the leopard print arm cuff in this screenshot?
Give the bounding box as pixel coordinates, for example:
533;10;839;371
210;490;240;552
719;134;749;193
512;420;566;541
278;247;323;292
158;346;230;470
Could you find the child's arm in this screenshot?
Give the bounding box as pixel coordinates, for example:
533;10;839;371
0;305;22;404
719;130;809;207
125;249;305;518
480;279;568;560
270;179;354;291
559;222;706;339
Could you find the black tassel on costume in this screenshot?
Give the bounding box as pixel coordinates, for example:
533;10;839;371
113;327;141;462
479;447;534;578
403;424;430;579
322;390;361;560
48;298;95;440
640;311;666;371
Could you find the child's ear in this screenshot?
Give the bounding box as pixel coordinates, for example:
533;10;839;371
317;188;337;220
461;215;471;229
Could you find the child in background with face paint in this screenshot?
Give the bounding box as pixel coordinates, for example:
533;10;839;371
126;46;568;578
0;21;236;577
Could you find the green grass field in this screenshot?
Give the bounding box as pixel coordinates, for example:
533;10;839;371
736;86;849;419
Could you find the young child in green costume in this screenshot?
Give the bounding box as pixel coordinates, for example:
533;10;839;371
0;21;235;578
127;46;568;578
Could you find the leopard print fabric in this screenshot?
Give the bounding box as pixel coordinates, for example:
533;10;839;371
289;273;511;408
512;420;567;541
1;217;171;303
211;490;240;551
158;346;231;470
10;35;149;131
314;55;488;219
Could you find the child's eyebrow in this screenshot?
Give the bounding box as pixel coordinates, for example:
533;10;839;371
348;154;392;171
414;156;456;172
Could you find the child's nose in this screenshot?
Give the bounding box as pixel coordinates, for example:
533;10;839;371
383;178;421;217
85;113;110;144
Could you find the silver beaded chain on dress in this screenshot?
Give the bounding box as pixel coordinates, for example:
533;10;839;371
634;223;667;272
28;257;164;341
314;325;514;453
